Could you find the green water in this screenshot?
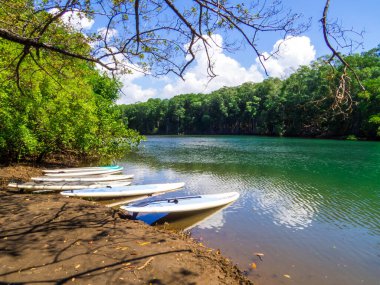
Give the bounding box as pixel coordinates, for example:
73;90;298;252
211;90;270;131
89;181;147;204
120;136;380;285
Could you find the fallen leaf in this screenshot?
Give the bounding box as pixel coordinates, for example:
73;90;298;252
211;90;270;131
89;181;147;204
251;262;257;269
75;264;80;269
138;242;151;246
283;274;291;279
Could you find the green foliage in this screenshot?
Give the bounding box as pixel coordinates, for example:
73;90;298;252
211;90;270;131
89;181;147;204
121;47;380;140
369;115;380;136
0;37;143;163
346;135;358;141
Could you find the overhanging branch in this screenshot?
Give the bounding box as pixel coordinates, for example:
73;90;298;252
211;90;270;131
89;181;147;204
0;28;116;71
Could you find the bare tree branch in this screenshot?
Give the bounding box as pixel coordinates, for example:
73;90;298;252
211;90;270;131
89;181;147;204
0;0;308;91
134;0;140;53
0;28;115;71
320;0;365;113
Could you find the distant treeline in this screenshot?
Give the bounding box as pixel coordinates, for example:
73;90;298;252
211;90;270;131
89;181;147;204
121;47;380;139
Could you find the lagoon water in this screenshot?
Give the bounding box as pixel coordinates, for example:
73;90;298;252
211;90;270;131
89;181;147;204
119;136;380;285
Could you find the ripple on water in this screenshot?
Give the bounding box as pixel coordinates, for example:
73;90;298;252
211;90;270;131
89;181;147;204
121;136;380;285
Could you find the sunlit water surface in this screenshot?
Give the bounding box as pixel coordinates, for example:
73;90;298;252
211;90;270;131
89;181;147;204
118;136;380;285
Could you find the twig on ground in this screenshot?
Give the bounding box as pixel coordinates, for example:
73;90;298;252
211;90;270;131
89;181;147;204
137;257;154;270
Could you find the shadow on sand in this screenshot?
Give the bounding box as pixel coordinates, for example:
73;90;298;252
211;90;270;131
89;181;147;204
0;192;232;284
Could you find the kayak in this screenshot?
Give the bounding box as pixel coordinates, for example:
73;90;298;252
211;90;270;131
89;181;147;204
8;180;131;191
44;168;123;177
31;174;134;182
42;165;122;173
60;182;185;198
120;192;240;214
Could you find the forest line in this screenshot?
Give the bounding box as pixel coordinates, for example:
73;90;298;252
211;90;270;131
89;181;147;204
121;47;380;140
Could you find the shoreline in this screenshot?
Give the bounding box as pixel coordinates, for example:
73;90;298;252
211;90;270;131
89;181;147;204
140;133;380;142
0;164;252;284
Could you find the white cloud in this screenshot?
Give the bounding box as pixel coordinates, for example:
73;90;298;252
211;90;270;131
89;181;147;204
117;76;157;104
258;36;316;78
97;27;118;39
116;34;316;104
161;34;264;98
49;8;94;31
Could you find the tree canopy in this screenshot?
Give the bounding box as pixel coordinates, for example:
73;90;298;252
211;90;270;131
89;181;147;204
0;0;308;80
0;3;144;163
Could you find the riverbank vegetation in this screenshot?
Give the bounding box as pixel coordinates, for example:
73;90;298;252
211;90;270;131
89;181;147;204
121;47;380;139
0;10;143;163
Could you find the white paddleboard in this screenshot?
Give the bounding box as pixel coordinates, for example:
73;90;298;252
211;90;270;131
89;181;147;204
31;174;133;182
42;166;121;173
44;168;123;177
60;182;185;198
120;192;240;214
8;180;131;190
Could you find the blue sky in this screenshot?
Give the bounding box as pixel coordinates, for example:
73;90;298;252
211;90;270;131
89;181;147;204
119;1;380;104
61;1;380;104
285;0;380;57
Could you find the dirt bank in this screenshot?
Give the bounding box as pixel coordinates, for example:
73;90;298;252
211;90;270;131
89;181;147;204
0;164;44;189
0;166;252;284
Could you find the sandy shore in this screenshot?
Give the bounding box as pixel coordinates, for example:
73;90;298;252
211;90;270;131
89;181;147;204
0;165;252;284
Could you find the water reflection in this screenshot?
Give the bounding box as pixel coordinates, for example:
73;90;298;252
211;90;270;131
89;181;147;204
118;136;380;285
252;181;320;230
125;136;380;235
152;205;227;231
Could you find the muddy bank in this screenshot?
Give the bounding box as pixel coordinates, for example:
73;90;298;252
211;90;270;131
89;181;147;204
0;166;252;284
0;164;44;189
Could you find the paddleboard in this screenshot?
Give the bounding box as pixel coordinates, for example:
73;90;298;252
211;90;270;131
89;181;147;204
44;168;123;177
120;192;240;214
102;191;178;208
8;180;131;190
60;182;185;198
42;165;121;173
31;174;133;182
